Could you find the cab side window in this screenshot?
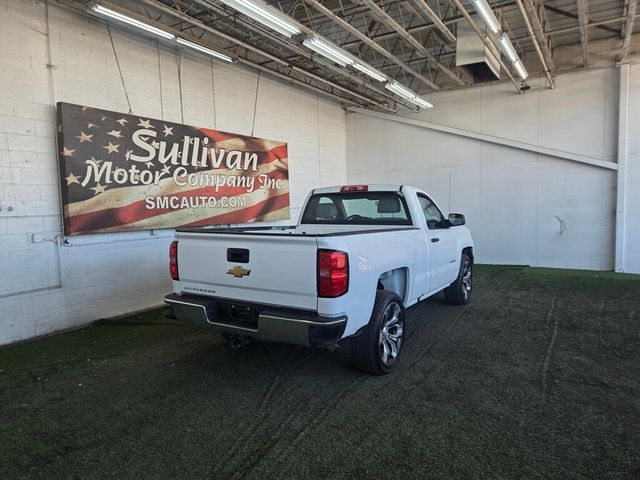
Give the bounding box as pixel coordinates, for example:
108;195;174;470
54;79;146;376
418;195;445;230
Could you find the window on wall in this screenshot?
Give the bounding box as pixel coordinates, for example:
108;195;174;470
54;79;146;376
417;195;446;230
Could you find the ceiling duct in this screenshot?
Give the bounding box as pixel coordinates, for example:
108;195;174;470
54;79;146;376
456;15;500;82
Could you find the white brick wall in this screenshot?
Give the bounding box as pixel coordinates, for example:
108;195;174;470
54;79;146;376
0;0;347;345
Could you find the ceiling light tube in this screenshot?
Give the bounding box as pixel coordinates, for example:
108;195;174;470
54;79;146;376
353;62;387;82
385;81;433;109
177;38;234;63
218;0;301;38
92;5;175;39
471;0;501;34
385;81;416;100
498;33;518;63
303;36;354;67
513;59;528;80
411;95;433;109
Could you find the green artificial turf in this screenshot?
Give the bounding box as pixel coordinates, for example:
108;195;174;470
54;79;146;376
0;266;638;479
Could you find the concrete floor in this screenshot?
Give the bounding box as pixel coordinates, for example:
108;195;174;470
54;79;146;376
0;266;638;479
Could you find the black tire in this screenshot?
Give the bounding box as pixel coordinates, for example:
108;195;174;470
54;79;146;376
444;252;472;305
351;290;405;375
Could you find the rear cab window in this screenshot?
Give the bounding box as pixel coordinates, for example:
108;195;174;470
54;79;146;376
301;192;412;225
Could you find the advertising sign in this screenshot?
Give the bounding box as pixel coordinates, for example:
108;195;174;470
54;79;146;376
56;102;290;235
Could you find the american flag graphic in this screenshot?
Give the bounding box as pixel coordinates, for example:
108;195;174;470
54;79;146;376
56;103;290;236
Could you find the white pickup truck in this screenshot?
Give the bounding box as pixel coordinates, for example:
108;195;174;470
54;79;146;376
164;185;474;374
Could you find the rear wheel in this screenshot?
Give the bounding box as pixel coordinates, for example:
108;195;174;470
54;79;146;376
351;291;405;375
444;252;472;305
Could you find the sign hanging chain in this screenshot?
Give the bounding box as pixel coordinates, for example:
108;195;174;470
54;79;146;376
251;70;261;136
178;49;184;124
210;58;217;129
157;40;164;120
106;22;133;114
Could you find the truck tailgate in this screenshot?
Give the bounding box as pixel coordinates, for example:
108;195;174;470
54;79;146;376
176;232;319;310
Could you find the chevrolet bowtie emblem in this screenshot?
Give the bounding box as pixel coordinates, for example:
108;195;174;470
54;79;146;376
227;266;251;278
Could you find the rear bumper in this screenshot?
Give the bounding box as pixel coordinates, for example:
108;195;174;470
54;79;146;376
164;293;347;347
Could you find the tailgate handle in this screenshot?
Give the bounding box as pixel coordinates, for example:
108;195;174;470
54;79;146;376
227;248;250;263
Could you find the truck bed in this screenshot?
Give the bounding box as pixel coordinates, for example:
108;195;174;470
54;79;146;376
177;224;419;237
173;224;420;312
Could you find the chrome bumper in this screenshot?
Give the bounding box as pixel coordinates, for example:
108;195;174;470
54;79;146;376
164;293;347;347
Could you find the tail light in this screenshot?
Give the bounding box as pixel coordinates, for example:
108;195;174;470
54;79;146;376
318;249;348;297
169;241;179;280
340;185;368;192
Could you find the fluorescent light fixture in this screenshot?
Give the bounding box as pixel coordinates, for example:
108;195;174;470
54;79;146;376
353;62;387;82
92;5;175;39
471;0;501;34
385;81;433;109
513;59;528;80
411;96;433;109
498;33;518;63
303;36;354;67
497;33;527;80
177;38;234;63
218;0;301;38
385;81;416;100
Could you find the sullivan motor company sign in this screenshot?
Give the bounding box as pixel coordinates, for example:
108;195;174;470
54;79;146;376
56;102;290;235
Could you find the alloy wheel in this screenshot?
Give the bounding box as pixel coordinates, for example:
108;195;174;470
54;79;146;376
378;302;403;365
461;261;472;300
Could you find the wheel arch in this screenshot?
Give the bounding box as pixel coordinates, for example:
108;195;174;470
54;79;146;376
376;267;409;305
462;246;474;264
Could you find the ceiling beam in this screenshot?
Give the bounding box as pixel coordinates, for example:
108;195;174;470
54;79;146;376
522;0;554;71
312;56;418;110
192;0;311;60
336;2;519;49
543;4;619;35
137;0;396;110
575;0;589;65
196;0;418;107
301;0;441;90
535;0;555;52
353;0;466;86
407;0;456;43
620;0;638;60
514;13;640;41
515;0;554;88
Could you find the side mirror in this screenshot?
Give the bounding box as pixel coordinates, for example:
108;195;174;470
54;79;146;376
448;213;465;226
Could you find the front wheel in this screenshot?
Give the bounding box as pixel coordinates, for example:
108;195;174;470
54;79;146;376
351;291;405;375
444;252;472;305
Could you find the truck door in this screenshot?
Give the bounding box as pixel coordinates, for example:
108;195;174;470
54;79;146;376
417;194;459;292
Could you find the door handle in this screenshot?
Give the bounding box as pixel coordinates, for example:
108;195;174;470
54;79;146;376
431;237;440;243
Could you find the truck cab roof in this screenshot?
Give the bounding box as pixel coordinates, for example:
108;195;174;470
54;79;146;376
312;184;404;194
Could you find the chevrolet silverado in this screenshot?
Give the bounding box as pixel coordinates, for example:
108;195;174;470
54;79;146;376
164;184;474;374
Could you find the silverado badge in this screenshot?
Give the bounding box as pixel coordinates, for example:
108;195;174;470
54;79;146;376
227;266;251;278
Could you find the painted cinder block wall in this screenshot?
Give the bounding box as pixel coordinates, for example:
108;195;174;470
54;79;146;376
0;0;347;345
347;67;640;273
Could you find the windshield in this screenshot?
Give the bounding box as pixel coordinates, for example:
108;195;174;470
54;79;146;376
301;192;412;225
